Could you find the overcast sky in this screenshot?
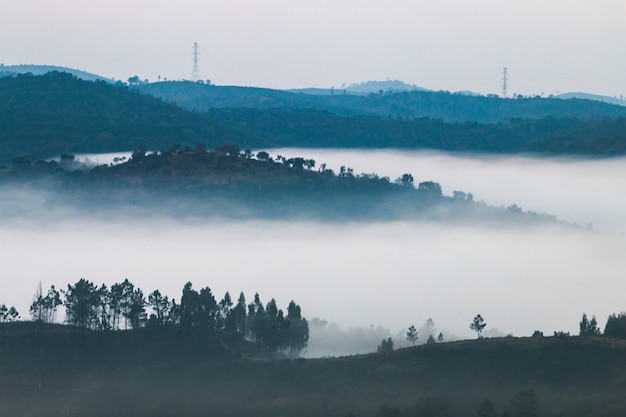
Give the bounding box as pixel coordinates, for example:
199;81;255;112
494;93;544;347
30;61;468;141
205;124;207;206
2;1;625;96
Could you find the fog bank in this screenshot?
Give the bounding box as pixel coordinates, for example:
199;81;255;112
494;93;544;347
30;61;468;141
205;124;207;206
2;149;625;356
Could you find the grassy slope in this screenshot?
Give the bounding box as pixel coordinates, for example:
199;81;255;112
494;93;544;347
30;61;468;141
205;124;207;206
1;322;625;417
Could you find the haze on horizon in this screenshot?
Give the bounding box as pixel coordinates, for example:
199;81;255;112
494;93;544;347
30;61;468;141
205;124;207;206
2;0;626;97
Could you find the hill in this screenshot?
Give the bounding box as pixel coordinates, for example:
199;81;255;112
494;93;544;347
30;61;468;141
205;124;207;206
0;72;242;163
0;64;114;83
1;72;626;162
557;92;626;107
2;145;558;223
1;321;625;417
137;81;626;123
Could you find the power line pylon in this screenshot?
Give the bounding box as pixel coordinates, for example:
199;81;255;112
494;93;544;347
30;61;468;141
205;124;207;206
501;67;508;99
191;42;200;82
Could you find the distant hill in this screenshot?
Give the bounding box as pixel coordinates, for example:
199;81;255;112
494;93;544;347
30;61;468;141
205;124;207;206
557;92;626;107
287;79;425;96
1;72;625;162
0;64;114;83
137;81;626;123
0;72;242;162
1;323;626;417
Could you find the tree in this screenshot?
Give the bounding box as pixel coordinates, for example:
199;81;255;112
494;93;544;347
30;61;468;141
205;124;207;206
256;151;270;162
148;289;171;326
579;313;601;336
217;292;233;332
427;334;437;344
215;143;241;157
438;332;444;342
470;314;486;338
0;304;19;322
406;325;418;346
604;312;626;338
396;173;414;186
417;181;442;197
229;291;247;336
29;283;62;323
377;337;394;353
126;288;147;329
420;318;436;341
64;278;99;331
286;300;309;356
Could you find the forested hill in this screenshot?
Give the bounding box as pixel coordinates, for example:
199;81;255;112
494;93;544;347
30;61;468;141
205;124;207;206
137;81;626;123
0;72;243;162
2;72;626;163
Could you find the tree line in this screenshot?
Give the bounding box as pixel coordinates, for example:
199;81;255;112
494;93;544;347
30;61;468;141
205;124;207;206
27;278;309;355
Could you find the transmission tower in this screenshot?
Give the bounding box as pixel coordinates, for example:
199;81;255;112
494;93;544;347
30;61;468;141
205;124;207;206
191;42;200;82
501;67;508;98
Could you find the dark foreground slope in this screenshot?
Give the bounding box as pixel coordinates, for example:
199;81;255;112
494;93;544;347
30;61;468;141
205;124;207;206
1;322;625;417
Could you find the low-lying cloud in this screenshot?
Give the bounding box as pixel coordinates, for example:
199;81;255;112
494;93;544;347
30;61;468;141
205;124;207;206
1;150;625;357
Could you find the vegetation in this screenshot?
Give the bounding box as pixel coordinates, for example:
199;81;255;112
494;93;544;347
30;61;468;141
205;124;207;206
25;279;309;356
470;314;487;338
136;80;626;123
1;73;626;164
1;325;626;416
1;142;562;224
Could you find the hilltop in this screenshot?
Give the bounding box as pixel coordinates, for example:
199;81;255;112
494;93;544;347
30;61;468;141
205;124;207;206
1;321;626;417
0;64;114;83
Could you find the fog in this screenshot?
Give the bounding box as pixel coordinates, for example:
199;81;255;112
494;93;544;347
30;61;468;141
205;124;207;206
1;150;625;357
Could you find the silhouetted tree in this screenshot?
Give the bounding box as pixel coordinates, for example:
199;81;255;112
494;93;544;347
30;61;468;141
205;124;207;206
147;289;171;326
229;292;247;336
64;278;99;331
417;181;442;197
29;283;62;323
579;313;601;336
378;337;394;353
217;292;233;332
256;151;270;161
470;314;486;338
0;304;20;322
604;312;626;339
438;332;444;342
286;300;309;355
427;334;437;344
406;325;418;346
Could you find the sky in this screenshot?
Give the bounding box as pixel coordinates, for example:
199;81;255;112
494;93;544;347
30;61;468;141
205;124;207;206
2;0;626;97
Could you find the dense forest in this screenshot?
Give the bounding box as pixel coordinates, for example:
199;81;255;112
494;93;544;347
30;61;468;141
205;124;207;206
1;72;626;164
